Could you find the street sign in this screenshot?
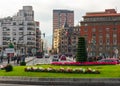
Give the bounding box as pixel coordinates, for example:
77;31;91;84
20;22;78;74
5;48;15;53
32;48;36;55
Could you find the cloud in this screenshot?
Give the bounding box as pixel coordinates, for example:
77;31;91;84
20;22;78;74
0;0;120;46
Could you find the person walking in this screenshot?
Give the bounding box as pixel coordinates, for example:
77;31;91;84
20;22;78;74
1;55;3;63
17;56;21;64
7;56;10;64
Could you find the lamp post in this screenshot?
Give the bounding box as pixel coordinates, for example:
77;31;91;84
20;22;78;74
40;33;45;54
91;38;96;57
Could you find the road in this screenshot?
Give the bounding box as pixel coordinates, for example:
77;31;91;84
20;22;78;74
0;55;74;66
26;55;74;66
26;56;52;65
0;83;67;86
0;84;41;86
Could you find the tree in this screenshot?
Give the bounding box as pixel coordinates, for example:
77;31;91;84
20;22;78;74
76;37;87;62
9;42;14;48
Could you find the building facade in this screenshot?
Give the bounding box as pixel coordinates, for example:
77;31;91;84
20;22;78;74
58;24;80;56
0;6;41;56
80;9;120;58
53;10;74;53
35;21;41;52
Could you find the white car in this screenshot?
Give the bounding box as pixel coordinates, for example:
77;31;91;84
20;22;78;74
44;54;50;58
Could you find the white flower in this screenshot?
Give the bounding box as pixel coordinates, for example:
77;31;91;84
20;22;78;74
32;67;38;70
0;65;4;69
26;67;31;70
82;69;86;72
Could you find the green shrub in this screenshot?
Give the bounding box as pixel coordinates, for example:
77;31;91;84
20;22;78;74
20;61;26;66
4;64;13;72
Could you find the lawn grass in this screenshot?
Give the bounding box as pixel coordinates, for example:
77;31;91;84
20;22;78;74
0;64;120;78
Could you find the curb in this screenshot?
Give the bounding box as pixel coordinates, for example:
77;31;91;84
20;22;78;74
0;77;120;85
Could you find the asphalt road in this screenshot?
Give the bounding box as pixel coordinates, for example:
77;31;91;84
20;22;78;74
26;57;52;65
0;84;39;86
0;84;65;86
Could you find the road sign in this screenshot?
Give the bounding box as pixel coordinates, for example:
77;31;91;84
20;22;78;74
5;48;15;53
32;48;36;55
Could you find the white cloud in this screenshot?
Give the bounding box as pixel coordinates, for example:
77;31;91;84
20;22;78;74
0;0;120;45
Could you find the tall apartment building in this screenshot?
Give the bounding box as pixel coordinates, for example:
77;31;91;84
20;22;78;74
80;9;120;58
53;10;74;53
0;6;41;56
59;24;80;56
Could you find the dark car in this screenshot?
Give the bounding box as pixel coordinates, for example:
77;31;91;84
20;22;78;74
36;52;43;58
52;55;59;62
97;58;120;64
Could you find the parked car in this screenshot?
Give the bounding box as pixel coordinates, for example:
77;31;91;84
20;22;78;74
97;58;120;64
52;55;59;62
60;55;66;61
44;54;50;58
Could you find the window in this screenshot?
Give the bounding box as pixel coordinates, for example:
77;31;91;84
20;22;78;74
99;46;102;51
19;22;24;25
106;28;110;32
113;34;117;37
106;34;110;38
113;38;117;45
106;39;110;45
13;22;16;25
19;32;23;35
19;27;24;30
113;28;117;31
92;28;96;32
99;28;102;32
84;28;88;32
106;46;110;50
99;39;103;45
13;32;16;35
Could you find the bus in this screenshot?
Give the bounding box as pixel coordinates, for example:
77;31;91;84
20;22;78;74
36;52;43;58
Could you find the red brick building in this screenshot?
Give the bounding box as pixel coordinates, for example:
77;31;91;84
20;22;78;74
80;9;120;58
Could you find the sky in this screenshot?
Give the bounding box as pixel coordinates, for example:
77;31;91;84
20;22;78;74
0;0;120;46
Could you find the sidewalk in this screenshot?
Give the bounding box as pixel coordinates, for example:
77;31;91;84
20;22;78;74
0;56;35;66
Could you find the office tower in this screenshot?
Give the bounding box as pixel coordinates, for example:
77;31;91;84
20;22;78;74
53;10;74;53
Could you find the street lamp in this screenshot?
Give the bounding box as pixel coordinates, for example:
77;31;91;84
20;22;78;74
40;33;45;53
91;38;96;57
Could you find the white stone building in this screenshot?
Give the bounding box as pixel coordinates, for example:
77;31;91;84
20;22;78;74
0;6;40;56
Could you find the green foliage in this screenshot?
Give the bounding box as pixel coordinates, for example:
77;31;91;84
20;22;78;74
4;64;13;72
20;61;26;66
76;37;87;62
0;65;120;77
0;65;120;78
9;42;14;48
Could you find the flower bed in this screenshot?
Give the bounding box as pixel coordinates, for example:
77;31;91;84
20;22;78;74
24;66;100;74
51;61;117;66
0;65;5;70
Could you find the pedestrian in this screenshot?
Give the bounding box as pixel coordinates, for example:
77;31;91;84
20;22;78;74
13;55;17;64
17;56;21;64
22;55;25;62
7;56;10;64
1;55;3;63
